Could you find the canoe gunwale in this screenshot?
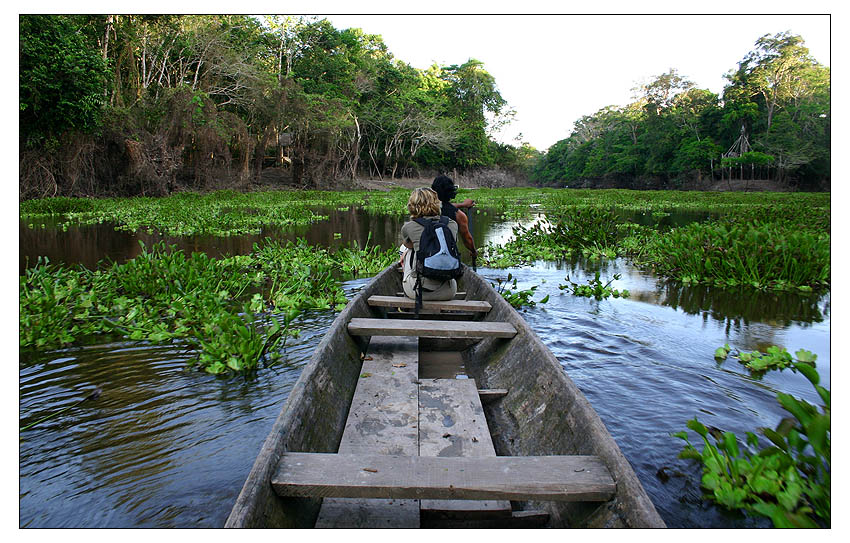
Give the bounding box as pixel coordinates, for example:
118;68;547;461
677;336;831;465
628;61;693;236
460;270;665;528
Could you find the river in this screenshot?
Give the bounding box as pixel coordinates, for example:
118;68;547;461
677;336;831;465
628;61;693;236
19;206;830;528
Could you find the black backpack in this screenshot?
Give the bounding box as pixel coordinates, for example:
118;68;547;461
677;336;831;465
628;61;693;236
411;217;464;313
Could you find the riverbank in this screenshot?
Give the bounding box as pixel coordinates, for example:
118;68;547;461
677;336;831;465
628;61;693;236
248;168;823;194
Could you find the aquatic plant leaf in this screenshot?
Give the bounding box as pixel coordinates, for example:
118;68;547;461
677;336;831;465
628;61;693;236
794;349;817;364
687;418;708;438
777;393;814;427
806;414;830;458
723;432;740;458
793;361;819;385
761;428;790;452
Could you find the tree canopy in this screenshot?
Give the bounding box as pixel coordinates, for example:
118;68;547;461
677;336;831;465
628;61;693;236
19;14;531;197
531;32;829;189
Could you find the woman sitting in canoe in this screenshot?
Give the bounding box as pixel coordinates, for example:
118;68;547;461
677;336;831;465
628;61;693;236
399;187;460;301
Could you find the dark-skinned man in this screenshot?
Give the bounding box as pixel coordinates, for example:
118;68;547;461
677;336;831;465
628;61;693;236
431;175;477;265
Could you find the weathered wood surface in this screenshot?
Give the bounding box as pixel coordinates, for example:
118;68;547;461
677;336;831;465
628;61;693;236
461;268;667;528
386;310;479;320
368;295;492;313
396;291;467;299
418;379;511;519
315;336;420;528
348;318;516;338
272;453;616;502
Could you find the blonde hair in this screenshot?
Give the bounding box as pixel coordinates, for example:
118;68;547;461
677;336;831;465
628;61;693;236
407;187;441;218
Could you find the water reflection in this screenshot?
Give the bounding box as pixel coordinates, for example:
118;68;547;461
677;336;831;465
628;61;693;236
20;206;531;274
654;281;827;326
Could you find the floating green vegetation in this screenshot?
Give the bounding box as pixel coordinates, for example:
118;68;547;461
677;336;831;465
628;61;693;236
638;220;829;291
675;348;829;528
481;222;571;268
559;272;630;300
715;344;817;374
21;188;831;291
20;239;397;375
478;189;829;292
490;273;549;309
20;190;371;237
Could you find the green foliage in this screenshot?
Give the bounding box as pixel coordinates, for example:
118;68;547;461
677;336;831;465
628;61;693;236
639;219;829;291
530;32;829;188
675;351;830;527
19;14;535;196
474;189;829;293
559;271;629;300
19;15;109;147
20;238;397;375
19;190;369;237
490;273;548;309
715;345;817;374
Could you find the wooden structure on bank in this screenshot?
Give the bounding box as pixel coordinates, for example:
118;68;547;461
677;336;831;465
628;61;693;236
225;266;666;528
721;124;752;185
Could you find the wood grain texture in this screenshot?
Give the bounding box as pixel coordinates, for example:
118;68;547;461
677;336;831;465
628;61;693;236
418;379;510;518
367;295;491;313
315;336;420;528
273;453;616;502
348;318;516;338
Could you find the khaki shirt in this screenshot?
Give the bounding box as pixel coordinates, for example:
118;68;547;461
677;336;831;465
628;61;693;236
400;216;459;296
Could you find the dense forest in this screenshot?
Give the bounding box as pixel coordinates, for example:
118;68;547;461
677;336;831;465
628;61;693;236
532;32;830;190
19;16;829;199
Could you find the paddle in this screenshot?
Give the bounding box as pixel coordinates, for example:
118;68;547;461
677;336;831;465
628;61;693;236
20;388;102;431
466;202;477;272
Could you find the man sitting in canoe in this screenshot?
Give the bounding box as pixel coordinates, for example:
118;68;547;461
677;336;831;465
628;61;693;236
400;187;460;301
431;175;477;264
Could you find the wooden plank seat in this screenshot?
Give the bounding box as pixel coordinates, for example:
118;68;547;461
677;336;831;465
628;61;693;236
368;295;492;313
348;318;517;338
272;453;616;502
396;291;467;299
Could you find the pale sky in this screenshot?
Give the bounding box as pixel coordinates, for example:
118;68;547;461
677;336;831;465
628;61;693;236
324;13;831;151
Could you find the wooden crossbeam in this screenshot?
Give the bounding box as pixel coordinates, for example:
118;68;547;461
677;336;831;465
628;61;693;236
368;295;491;313
396;291;467;299
272;453;615;502
348;318;516;338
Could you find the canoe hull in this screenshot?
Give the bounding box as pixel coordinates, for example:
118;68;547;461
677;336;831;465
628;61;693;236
226;265;664;528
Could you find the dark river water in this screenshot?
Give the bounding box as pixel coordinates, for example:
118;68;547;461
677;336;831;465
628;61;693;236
19;207;830;528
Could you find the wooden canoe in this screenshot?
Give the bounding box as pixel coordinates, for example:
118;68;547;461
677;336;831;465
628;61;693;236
225;265;665;528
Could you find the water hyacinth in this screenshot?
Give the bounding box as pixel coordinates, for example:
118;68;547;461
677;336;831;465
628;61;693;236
675;348;830;528
639;220;829;290
20;239;397;375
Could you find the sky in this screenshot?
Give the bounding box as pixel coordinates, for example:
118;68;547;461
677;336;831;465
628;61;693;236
323;13;831;151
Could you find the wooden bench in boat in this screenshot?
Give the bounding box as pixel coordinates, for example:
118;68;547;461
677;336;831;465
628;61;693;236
396;291;467;300
348;318;516;338
272;453;616;502
367;295;492;313
274;330;615;527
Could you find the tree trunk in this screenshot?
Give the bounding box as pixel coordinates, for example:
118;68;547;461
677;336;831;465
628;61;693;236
102;15;114;60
